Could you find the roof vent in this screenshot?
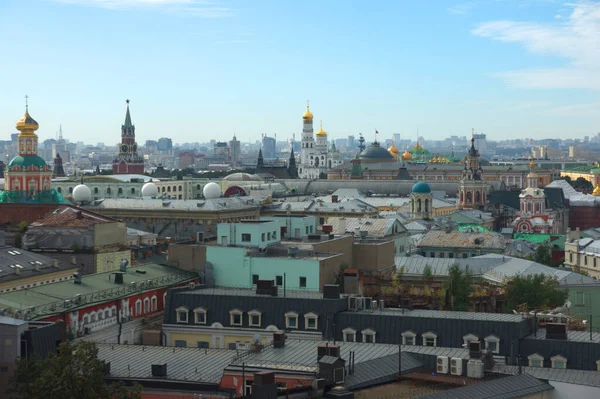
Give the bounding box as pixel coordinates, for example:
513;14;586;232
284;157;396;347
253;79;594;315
287;246;299;257
151;364;167;377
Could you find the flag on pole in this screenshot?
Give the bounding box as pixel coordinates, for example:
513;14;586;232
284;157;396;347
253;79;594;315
375;130;379;135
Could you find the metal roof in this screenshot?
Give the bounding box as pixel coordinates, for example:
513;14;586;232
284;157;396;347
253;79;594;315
86;197;261;211
97;344;235;383
178;286;328;299
326;216;406;237
524;329;600;343
344;352;423;390
395;256;501;277
0;245;69;285
418;230;507;250
348;308;525;323
414;374;553;399
493;364;600;388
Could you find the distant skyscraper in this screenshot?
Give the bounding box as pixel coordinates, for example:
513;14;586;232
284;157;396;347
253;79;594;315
158;137;173;153
393;133;401;144
262;135;276;159
112;100;144;175
473;133;487;154
229;135;241;165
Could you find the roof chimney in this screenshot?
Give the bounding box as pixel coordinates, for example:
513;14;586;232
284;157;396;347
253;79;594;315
273;332;286;348
76;211;83;219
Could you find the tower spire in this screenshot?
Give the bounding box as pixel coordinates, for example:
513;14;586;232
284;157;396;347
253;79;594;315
124;99;132;128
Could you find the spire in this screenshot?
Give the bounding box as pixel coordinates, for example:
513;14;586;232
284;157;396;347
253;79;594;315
124;99;133;128
469;129;478;157
257;148;264;169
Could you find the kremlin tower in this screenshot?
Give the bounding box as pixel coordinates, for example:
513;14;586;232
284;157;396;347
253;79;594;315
112;100;144;174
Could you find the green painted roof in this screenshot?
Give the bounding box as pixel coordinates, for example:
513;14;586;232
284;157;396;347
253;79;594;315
8;155;48;169
513;233;566;250
0;263;196;320
458;224;491;233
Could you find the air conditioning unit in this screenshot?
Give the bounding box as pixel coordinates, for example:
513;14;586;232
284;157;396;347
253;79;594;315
451;358;463;376
436;356;449;374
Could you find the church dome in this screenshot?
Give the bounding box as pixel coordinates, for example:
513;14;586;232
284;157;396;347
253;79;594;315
8;155;47;169
593;186;600;196
16;106;39;135
412;181;431;194
359;142;396;162
316;121;327;137
413;142;423;151
401;150;412;161
302;105;313;120
388;143;400;157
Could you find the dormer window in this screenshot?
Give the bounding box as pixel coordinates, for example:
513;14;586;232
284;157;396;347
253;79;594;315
401;331;416;346
248;309;262;327
342;327;357;342
176;306;189;323
484;335;500;354
194;307;207;324
463;334;478;347
285;311;299;329
551;355;567;369
304;312;318;330
528;353;544;368
422;331;437;347
229;309;243;326
361;328;376;343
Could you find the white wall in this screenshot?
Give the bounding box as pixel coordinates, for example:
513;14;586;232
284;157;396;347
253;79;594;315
549;381;600;399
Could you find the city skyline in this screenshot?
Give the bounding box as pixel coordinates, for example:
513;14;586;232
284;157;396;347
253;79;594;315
0;0;599;143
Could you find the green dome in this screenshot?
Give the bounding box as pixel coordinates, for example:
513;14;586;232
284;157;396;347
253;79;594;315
8;155;48;169
412;181;431;194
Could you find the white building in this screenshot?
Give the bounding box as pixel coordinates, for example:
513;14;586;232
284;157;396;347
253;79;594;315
298;102;343;179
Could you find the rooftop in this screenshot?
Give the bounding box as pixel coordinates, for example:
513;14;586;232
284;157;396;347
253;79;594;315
418;230;506;250
177;286;331;300
0;245;70;286
347;307;525;323
29;205;117;228
327;216;406;237
0;263;197;319
86;197;262;212
524;328;600;343
493;364;600;388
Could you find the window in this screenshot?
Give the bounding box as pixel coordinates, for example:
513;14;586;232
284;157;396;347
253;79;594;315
245;379;253;396
242;233;251;242
111;307;117;317
252;274;259;285
551;355;567;369
402;331;416;346
422;331;437;347
570;253;573;262
362;328;376;343
463;334;478;347
105;310;110;319
194;307;207;324
135;300;142;316
276;382;287;391
143;298;150;314
272;231;277;239
151;296;157;312
484;335;500;354
229;309;243;326
118;188;123;195
299;277;307;288
261;233;265;241
174;340;187;347
576;292;585;306
462;253;468;258
276;275;283;286
285;311;299;329
304;312;318;330
585;256;588;265
343;327;357;342
176;306;189;323
83;316;89;325
528;353;544;368
449;253;454;258
131;188;135;194
430;252;435;258
197;341;209;348
248;309;262;327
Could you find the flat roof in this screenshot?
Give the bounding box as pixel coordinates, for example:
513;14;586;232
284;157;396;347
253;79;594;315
493;364;600;388
346;308;526;323
524;329;600;343
97;344;235;384
179;286;330;300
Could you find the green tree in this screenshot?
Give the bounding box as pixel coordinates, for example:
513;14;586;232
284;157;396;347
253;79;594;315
8;341;141;399
504;274;568;312
422;264;433;281
444;264;473;311
533;244;553;267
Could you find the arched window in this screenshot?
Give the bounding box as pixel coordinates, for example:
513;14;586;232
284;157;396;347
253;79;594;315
162;187;166;192
528;202;532;212
424;198;429;213
68;187;73;194
475;191;480;203
107;187;111;194
131;188;135;194
94;187;99;194
178;185;183;191
57;187;62;193
118;187;123;195
466;192;472;202
167;186;171;192
417;198;422;212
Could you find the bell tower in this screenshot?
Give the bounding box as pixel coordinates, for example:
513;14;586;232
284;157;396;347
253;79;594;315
112;100;144;174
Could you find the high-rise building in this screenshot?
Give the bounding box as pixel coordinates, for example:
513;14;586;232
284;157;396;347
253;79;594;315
228;135;241;165
112;100;144;175
473;133;487;154
262;135;276;159
157;137;173;154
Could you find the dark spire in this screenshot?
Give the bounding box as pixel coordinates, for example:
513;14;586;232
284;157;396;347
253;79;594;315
257;148;264;169
469;136;478;157
288;148;298;178
124;99;133;128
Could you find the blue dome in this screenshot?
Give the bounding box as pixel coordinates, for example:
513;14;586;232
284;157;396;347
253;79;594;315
412;181;431;194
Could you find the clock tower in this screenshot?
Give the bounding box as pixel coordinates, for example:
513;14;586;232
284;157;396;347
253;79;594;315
112;100;144;174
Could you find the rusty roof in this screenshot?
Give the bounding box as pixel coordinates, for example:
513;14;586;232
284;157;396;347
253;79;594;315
30;205;118;228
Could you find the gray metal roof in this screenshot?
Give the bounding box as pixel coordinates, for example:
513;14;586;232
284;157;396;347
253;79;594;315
178;286;327;299
394;256;501;277
525;329;600;343
97;344;236;383
492;364;600;388
400;345;470;359
348;308;525;323
414;374;553;399
344;352;423;390
87;197;261;211
0;245;70;285
327;216;406;237
418;230;506;250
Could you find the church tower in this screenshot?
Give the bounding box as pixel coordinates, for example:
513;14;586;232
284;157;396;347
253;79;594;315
458;131;487;209
112;100;144;174
300;101;314;166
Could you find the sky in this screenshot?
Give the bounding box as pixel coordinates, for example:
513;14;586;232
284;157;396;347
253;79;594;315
0;0;599;144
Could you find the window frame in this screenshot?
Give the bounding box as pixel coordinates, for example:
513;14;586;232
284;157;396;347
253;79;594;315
229;309;243;326
304;312;318;330
151;296;157;312
361;328;376;344
299;276;307;288
401;330;416;346
248;309;262;327
176;306;189;323
143;298;150;314
484;335;500;354
194;307;207;325
241;233;251;242
135;299;142;316
285;311;299;329
422;331;437;347
528;353;544;368
551;355;567;369
463;333;478;347
342;327;357;342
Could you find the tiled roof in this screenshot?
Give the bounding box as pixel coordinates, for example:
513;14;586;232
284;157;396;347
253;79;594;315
97;344;234;383
414;374;553;399
30;206;117;228
418;230;506;249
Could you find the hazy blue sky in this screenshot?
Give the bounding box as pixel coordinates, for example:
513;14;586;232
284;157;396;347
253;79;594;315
0;0;598;144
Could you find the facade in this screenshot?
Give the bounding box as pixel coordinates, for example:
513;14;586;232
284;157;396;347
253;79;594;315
112;100;144;174
0;104;60;204
417;230;507;258
52;174;152;200
298;103;343;178
564;230;600;279
560;165;600;186
260;215;317;239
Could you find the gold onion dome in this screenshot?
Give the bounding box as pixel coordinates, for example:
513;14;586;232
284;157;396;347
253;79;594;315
316;121;327;137
594;186;600;196
16;105;39;135
388;142;400;156
529;159;536;169
402;149;412;161
413;142;423;151
303;104;313;120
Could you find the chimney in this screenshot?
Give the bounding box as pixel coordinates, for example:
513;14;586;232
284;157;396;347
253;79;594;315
252;372;277;399
322;225;333;234
332;195;338;203
113;272;124;284
76;211;83;219
273;332;286;348
339;217;346;234
119;259;129;272
73;272;82;284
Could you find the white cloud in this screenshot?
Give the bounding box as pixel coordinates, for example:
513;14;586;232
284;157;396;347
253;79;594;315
51;0;232;17
472;1;600;89
448;2;478;15
546;101;600;116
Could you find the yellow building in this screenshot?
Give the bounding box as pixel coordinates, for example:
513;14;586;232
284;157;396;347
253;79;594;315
560;165;600;187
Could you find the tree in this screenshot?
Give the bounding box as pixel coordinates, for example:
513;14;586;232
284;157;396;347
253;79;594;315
504;274;568;312
533;244;553;267
9;341;141;399
422;264;433;281
444;264;473;311
574;177;593;191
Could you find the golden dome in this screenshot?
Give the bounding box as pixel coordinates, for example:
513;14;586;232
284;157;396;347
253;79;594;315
413;141;422;151
316;121;327;137
402;150;412;161
16;105;39;135
388;142;400;156
594;186;600;196
442;157;447;163
302;103;313;120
